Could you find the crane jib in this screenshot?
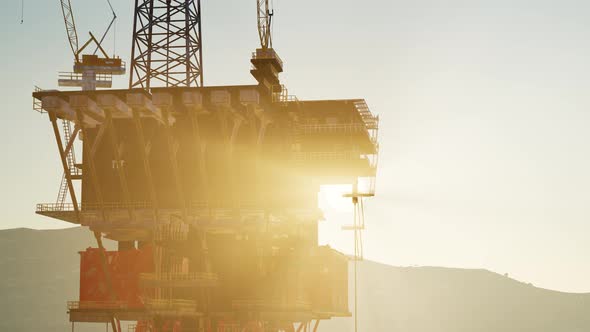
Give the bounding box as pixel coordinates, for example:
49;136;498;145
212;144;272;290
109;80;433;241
59;0;117;58
60;0;79;57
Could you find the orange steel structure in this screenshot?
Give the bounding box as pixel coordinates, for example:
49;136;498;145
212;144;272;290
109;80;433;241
31;1;379;332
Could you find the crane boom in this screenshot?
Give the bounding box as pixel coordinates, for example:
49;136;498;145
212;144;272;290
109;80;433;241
257;0;273;49
60;0;79;57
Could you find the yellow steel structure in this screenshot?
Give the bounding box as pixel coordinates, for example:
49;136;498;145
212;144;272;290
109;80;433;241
31;1;379;331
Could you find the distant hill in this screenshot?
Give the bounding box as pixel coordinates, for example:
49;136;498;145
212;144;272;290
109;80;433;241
1;227;589;332
322;262;590;332
0;227;115;332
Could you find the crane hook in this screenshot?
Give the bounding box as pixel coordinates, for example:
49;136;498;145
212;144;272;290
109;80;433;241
20;0;24;24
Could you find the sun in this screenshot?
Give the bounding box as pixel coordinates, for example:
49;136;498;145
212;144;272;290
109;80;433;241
317;184;356;252
319;184;354;213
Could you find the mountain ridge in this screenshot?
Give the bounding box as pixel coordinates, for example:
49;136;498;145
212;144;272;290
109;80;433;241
1;227;588;332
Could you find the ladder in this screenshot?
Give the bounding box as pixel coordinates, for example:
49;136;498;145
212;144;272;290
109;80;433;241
56;174;70;210
56;120;80;208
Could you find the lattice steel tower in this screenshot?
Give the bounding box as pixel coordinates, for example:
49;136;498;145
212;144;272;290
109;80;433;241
129;0;203;89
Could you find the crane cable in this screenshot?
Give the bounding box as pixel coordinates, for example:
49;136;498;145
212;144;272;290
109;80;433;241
93;0;118;56
20;0;24;24
270;0;274;48
113;14;117;57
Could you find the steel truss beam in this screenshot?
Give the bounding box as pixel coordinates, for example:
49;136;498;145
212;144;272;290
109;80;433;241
129;0;204;89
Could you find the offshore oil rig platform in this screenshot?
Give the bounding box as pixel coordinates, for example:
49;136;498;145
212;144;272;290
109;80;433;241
32;1;379;331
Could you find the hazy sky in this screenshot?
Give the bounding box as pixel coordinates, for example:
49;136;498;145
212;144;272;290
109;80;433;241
1;0;590;293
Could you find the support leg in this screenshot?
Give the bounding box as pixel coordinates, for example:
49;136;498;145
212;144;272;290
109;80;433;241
132;110;159;219
75;108;108;221
105;110;136;222
162;108;187;219
188;109;210;204
312;321;320;332
110;317;118;332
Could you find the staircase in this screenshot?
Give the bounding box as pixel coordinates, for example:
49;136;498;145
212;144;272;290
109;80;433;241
55;120;81;209
354;101;379;130
56;174;70;210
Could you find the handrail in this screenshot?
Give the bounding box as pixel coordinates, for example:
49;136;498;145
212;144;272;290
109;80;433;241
232;299;311;310
291;151;365;161
252;48;283;69
37;202;152;212
299;124;368;134
58;72;113;82
67;300;128;310
36;200;304;213
271;84;298;104
33;86;45;113
140;272;218;282
143;299;198;311
155;223;190;241
353;101;379;129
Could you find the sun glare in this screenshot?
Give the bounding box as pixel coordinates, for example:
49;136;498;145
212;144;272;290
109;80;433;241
319;185;354;213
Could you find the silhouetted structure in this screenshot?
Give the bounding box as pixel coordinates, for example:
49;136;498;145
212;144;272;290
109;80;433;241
129;0;203;89
32;1;378;331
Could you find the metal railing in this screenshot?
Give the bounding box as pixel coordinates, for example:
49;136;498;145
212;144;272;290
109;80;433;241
283;95;299;103
232;299;311;311
37;200;270;213
37;200;324;215
251;48;284;69
33;86;45;113
119;60;127;73
155;223;190;241
291;151;363;161
354;100;379;130
67;301;128;310
143;299;198;312
299;124;368;135
140;272;218;283
36;202;152;212
271;84;298;104
353;100;380;155
354;102;378;125
58;72;113;83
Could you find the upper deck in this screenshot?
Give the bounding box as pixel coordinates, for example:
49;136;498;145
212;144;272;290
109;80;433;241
32;85;379;239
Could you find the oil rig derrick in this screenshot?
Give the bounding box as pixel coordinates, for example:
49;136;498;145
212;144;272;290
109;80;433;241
32;1;379;332
129;0;203;89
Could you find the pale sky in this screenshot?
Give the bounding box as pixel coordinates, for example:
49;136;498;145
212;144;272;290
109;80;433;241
1;0;590;293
